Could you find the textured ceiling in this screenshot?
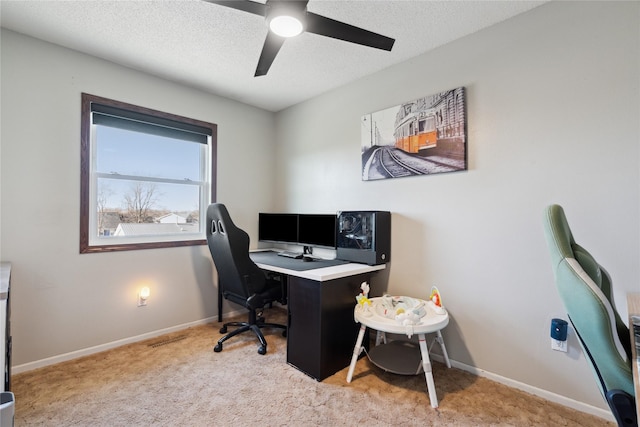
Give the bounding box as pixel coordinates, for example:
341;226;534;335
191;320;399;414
1;0;547;112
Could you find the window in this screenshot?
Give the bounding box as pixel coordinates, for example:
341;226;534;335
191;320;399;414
80;93;217;253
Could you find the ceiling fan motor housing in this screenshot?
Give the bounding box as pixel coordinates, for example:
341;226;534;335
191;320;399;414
267;2;307;38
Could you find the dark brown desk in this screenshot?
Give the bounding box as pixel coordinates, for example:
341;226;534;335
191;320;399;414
251;250;385;381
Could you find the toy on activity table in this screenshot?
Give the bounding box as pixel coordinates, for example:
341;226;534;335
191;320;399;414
355;282;372;311
376;295;427;326
428;286;446;315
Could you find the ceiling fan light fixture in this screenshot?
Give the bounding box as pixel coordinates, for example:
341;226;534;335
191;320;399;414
269;14;304;37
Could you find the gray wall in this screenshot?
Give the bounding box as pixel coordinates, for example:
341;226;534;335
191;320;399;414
0;29;277;366
274;0;639;416
0;0;638;420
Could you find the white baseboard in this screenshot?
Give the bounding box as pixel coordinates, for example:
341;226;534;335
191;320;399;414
430;354;614;423
12;309;244;374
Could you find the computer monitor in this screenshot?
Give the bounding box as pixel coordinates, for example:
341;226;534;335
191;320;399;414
258;213;298;244
297;214;337;249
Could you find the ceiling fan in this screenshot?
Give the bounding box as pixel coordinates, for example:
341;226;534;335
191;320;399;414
208;0;395;77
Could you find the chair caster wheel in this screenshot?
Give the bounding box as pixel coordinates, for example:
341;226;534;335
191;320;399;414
214;343;223;352
258;346;267;355
219;326;227;333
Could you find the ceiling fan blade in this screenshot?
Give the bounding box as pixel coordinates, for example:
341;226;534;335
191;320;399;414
255;32;286;77
305;12;395;51
205;0;267;16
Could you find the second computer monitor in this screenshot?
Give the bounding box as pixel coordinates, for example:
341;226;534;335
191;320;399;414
298;214;336;249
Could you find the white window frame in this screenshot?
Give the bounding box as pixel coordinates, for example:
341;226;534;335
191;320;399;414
80;93;217;253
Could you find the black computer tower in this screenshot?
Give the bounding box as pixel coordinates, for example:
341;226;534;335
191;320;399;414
336;211;390;265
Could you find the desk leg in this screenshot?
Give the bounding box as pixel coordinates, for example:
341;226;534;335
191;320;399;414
418;333;439;408
346;324;367;383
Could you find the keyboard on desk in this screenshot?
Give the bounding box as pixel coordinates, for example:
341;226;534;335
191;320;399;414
277;251;303;259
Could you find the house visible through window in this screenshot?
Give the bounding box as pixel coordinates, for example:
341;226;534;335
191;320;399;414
80;93;217;253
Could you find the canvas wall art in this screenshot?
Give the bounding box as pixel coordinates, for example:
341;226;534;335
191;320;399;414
361;87;467;181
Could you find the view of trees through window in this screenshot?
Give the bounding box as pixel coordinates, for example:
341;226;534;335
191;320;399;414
96;182;200;237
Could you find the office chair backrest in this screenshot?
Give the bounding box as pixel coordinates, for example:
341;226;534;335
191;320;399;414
206;203;267;301
543;204;633;399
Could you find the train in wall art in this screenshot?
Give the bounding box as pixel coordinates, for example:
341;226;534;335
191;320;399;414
361;86;467;181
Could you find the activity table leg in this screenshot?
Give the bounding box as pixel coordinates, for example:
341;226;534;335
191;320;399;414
346;324;367;383
418;333;439;408
436;330;451;368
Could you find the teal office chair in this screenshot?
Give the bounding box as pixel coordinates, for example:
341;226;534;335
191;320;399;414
543;204;637;427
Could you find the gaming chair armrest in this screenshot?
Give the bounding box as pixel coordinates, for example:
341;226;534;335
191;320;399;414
606;389;638;427
246;294;265;311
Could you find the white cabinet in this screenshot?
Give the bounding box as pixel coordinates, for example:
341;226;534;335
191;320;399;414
0;263;10;392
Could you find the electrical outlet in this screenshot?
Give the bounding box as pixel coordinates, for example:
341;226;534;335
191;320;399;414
551;338;567;352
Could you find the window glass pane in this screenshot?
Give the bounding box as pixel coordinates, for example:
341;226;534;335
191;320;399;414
97;178;202;216
96;178;202;237
95;125;202;181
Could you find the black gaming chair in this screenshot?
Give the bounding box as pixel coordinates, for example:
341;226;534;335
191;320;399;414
206;203;287;355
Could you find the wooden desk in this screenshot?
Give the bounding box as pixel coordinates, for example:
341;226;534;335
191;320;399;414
628;293;640;417
250;250;386;381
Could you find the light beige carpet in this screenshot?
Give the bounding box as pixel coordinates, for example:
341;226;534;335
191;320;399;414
12;307;612;426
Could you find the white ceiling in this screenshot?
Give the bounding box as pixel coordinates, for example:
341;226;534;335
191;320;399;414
0;0;547;112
